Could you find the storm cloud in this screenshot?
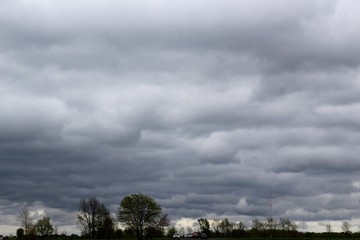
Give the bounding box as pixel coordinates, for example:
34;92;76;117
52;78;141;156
1;0;360;234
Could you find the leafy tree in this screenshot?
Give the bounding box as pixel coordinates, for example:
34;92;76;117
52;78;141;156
77;197;114;239
264;217;277;237
124;227;136;238
167;226;177;237
35;217;54;238
27;225;37;240
198;218;210;234
251;218;265;232
18;207;33;235
233;221;247;238
179;227;185;236
114;229;123;239
16;228;24;240
118;193;170;240
97;207;116;239
219;218;233;237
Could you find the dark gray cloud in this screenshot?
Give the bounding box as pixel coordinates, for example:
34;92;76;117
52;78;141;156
1;0;360;234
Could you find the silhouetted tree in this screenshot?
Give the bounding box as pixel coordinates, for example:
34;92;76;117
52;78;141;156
250;218;265;237
16;228;24;240
219;218;233;237
198;218;210;235
279;218;297;237
77;197;114;239
114;229;123;239
211;219;221;237
97;207;116;239
118;193;169;240
167;226;177;238
233;221;247;238
35;217;54;239
18;207;33;235
265;217;277;237
342;221;351;234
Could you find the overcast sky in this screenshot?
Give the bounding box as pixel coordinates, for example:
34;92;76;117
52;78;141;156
2;0;360;235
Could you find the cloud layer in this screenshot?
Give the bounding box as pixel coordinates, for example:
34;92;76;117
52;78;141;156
1;0;360;234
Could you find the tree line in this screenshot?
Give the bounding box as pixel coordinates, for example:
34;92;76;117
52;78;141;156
17;207;55;240
167;217;300;239
14;193;360;240
16;193;169;240
168;217;360;239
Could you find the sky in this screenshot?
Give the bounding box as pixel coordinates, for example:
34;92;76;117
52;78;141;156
1;0;360;235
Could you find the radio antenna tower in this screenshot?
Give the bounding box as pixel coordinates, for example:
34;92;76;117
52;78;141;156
269;190;272;218
268;189;273;238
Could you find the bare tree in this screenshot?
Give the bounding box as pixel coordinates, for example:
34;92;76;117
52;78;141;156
219;218;233;237
342;221;351;233
251;218;264;232
265;217;277;231
326;224;332;234
280;218;297;231
238;221;247;231
18;207;33;235
211;219;220;233
77;197;114;239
